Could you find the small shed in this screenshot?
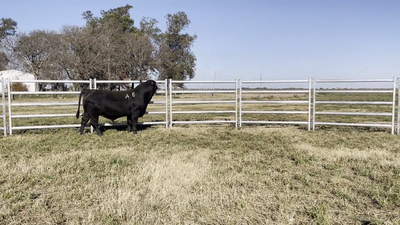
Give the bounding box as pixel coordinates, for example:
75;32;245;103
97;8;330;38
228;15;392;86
0;70;36;92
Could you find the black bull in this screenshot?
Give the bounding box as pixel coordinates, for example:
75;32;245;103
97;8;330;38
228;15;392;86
76;80;158;136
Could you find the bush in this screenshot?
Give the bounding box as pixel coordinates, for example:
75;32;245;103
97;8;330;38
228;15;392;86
11;82;28;92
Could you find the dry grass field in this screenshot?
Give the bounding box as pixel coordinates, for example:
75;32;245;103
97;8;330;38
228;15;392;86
0;90;399;224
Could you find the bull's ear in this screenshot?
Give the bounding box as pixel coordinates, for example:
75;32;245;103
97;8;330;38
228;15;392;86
151;80;155;86
140;79;143;84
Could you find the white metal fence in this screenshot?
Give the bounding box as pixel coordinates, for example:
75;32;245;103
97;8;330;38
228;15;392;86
3;78;400;135
7;79;92;135
0;77;6;136
239;79;312;130
312;78;397;134
169;79;238;128
6;79;168;135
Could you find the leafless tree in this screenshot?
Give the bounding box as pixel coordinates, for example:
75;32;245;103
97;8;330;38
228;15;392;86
59;25;102;81
12;30;58;79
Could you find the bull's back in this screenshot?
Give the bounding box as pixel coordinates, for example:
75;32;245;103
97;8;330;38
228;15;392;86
83;90;131;120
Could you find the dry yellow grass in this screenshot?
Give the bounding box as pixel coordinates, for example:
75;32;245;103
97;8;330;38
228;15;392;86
0;89;399;224
0;126;399;224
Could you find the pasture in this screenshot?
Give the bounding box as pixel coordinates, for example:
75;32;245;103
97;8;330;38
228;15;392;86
0;90;399;224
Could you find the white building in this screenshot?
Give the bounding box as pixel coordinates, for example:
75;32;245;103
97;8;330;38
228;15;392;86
0;70;36;92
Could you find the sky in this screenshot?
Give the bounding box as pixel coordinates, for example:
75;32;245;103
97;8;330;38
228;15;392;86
1;0;400;86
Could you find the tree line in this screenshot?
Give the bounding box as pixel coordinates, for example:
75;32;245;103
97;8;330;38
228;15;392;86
0;5;197;88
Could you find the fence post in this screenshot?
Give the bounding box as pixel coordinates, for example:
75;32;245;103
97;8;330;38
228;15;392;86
308;78;312;131
397;77;400;135
90;78;94;133
169;79;173;128
392;77;396;134
92;78;96;90
165;79;168;129
1;77;6;136
7;79;13;135
238;79;242;129
235;79;238;129
312;78;316;131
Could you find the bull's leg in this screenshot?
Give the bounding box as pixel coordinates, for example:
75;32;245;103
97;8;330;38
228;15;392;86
127;116;132;132
79;112;90;135
90;115;102;136
87;104;103;136
131;116;139;134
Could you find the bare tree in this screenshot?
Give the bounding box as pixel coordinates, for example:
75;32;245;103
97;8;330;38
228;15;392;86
96;21;124;81
122;32;157;80
59;25;102;81
12;30;58;79
80;4;136;84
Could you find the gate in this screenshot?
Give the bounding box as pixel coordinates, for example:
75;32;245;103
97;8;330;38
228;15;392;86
239;79;312;130
313;78;397;134
7;79;92;135
169;80;238;128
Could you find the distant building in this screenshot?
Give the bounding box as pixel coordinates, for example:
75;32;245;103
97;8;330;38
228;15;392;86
0;70;36;92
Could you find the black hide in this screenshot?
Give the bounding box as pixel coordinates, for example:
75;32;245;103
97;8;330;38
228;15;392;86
76;80;158;135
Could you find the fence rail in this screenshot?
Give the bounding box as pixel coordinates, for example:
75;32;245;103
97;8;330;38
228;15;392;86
7;79;93;135
312;78;397;134
2;78;400;135
239;79;312;130
169;79;238;129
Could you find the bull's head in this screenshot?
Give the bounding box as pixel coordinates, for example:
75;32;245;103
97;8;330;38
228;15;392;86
148;80;159;91
136;80;158;92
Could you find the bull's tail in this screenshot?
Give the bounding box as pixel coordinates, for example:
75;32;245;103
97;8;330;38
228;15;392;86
76;90;84;118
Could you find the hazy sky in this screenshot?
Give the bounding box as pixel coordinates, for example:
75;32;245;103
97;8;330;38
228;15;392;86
1;0;399;82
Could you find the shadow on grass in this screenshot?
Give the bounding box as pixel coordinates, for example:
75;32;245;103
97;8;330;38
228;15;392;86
100;123;153;133
9;123;154;135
